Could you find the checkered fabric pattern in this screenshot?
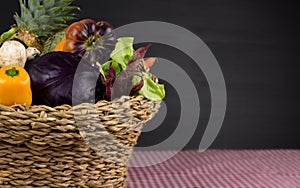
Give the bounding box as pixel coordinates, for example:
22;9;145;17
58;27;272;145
128;150;300;188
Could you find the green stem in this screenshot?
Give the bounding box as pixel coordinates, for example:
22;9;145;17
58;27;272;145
0;27;19;43
5;67;19;77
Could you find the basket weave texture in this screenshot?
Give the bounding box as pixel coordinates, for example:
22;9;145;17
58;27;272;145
0;95;160;187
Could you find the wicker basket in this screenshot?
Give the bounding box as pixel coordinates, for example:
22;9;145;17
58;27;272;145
0;95;160;187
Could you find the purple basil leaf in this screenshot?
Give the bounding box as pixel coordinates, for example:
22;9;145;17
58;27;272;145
113;71;130;98
135;44;151;59
105;62;116;101
130;78;144;96
127;59;141;71
127;59;135;65
128;44;151;65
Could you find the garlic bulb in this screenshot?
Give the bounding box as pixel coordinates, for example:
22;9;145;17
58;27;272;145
0;40;27;67
0;40;40;68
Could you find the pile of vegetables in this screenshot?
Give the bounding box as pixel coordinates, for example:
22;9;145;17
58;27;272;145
0;17;165;107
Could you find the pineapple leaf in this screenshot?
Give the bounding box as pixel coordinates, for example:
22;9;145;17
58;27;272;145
47;7;62;15
14;0;78;43
28;0;40;12
53;16;76;24
37;15;51;24
61;6;79;13
57;0;73;6
47;6;78;16
53;23;69;29
27;19;39;31
39;25;55;31
33;6;46;18
19;0;33;23
42;0;55;9
13;14;25;28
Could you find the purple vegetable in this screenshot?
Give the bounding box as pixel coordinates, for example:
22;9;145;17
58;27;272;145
130;78;144;96
25;52;105;107
135;44;151;59
105;59;144;100
105;62;116;101
128;44;151;65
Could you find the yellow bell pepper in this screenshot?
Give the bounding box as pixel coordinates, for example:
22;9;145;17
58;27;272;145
0;66;32;106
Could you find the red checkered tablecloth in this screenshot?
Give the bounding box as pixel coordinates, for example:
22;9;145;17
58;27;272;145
128;150;300;188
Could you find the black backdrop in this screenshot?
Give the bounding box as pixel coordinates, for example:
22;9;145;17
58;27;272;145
1;0;299;149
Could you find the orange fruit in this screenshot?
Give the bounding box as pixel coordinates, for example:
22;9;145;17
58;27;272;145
54;38;66;51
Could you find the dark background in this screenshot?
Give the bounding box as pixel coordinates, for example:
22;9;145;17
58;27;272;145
1;0;299;149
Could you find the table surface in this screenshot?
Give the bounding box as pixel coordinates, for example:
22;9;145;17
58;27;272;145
127;149;300;188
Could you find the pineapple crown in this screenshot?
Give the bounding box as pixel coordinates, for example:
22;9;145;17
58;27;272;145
14;0;79;41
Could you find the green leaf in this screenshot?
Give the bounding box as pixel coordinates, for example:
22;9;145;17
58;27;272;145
58;0;73;5
28;0;40;12
47;7;61;15
37;15;51;24
134;73;165;101
20;1;33;21
13;14;24;28
102;60;122;76
52;23;68;29
43;0;55;9
33;6;46;18
61;6;79;13
53;16;76;23
110;37;134;69
48;6;77;16
27;19;39;31
38;23;55;30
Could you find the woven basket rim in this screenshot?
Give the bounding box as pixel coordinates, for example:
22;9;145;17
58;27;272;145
0;94;155;111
